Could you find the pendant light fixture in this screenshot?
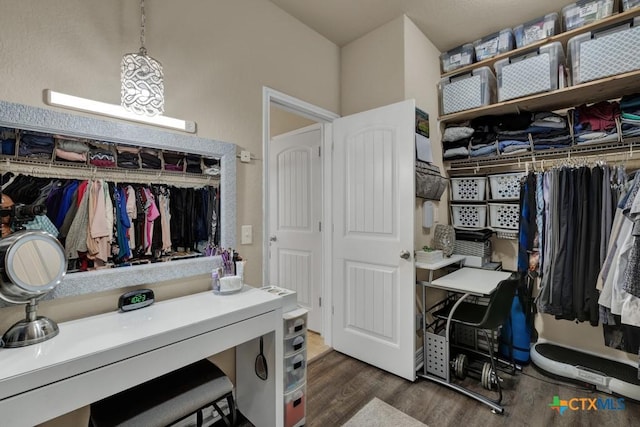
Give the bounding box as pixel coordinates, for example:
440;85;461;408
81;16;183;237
121;0;164;117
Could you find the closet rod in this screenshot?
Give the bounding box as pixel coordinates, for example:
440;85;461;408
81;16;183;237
0;159;217;188
447;145;640;174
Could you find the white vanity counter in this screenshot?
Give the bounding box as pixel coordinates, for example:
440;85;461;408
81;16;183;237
0;286;284;427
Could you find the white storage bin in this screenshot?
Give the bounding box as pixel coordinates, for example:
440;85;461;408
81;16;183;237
623;0;640;10
495;42;565;102
451;204;487;228
284;384;306;427
284;351;306;392
450;176;487;201
440;43;475;73
284;314;306;337
439;67;496;115
568;17;640;85
473;29;514;61
514;13;560;48
489;203;520;230
284;332;306;356
488;172;525;200
415;249;443;264
562;0;617;31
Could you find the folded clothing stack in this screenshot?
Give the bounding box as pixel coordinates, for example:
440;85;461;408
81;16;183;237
89;142;116;168
164;152;185;172
528;112;572;151
572;101;620;145
55;136;89;162
186;155;202;174
117;146;140;169
203;157;220;176
140;148;162;170
620;94;640;138
494;113;533;155
469;116;498;158
0;127;16;155
19;130;54;159
442;123;473;160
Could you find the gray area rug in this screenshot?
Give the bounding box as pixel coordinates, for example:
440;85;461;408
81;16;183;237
342;397;428;427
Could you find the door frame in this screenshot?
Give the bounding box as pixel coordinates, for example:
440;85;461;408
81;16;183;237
262;87;339;344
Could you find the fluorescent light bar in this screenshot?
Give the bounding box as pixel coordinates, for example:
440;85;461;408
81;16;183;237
44;90;196;133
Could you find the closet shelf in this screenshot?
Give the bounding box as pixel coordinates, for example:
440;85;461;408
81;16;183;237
439;69;640;124
440;8;640;79
0;157;216;187
446;137;640;173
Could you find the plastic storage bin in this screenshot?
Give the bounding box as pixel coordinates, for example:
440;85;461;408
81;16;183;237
489;203;520;230
514;13;560;48
568;17;640;85
451;204;488;228
284;315;306;337
562;0;617;31
623;0;640;10
439;67;496;115
440;43;475;73
284;385;305;427
450;177;487;201
284;332;306;356
488;172;525;200
495;42;565;102
285;351;307;392
473;29;514;61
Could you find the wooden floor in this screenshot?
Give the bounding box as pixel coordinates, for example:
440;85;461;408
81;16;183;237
306;351;640;427
306;331;331;362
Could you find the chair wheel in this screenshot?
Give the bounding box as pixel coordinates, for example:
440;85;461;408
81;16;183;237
452;354;468;379
481;362;494;390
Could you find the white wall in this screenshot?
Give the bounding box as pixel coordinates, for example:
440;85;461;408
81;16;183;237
0;1;340;425
340;16;405;116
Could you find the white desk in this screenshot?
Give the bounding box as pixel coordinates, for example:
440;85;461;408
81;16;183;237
0;286;284;427
420;267;512;414
430;267;512;295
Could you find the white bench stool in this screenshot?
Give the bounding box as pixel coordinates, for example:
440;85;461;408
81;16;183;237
90;359;236;427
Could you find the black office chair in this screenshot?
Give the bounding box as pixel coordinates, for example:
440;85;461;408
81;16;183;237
434;277;519;403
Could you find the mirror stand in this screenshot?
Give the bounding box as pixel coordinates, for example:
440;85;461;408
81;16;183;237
3;298;59;347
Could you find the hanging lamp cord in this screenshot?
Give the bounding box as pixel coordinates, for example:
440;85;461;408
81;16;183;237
139;0;147;56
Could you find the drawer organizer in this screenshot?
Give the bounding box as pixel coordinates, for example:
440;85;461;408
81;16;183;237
489;203;520;230
282;308;308;427
451;204;488;229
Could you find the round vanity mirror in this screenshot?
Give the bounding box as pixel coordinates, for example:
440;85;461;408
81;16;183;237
0;230;67;347
0;231;66;302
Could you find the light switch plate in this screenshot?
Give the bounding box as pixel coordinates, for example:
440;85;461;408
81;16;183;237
241;225;252;244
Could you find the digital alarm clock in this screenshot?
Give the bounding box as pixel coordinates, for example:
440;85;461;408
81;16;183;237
118;289;155;312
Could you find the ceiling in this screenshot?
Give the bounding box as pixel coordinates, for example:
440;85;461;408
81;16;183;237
269;0;566;51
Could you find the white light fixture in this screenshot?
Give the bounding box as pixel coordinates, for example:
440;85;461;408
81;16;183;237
121;0;164;116
44;90;196;133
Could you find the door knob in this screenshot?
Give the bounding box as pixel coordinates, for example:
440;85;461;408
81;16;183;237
400;250;411;260
269;236;277;242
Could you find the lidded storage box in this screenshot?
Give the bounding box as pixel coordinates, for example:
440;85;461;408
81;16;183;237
450;176;487;201
495;42;565;102
514;13;560;48
562;0;617;31
623;0;640;11
568;17;640;85
439;67;496;115
473;29;514;61
440;43;475;73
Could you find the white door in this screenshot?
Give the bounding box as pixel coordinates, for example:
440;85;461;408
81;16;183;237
269;124;323;332
332;100;416;381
